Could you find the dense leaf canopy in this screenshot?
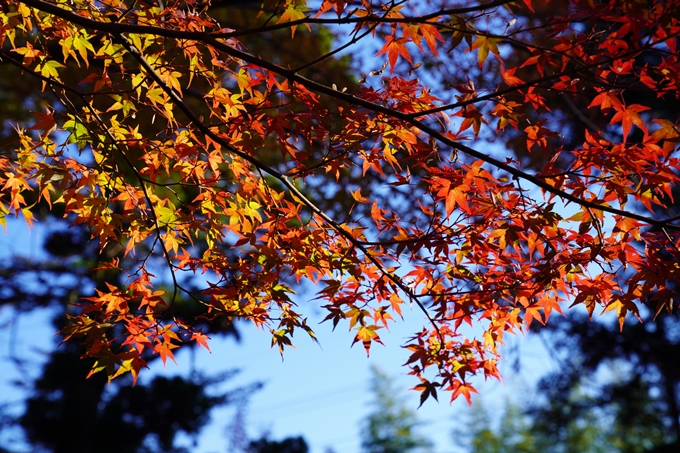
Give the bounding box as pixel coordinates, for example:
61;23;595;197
0;0;679;403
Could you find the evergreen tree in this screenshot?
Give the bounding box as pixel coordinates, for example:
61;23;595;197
361;366;432;453
458;399;610;453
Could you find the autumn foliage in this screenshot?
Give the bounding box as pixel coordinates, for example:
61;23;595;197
1;0;679;404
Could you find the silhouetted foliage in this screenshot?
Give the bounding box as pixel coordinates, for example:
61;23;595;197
247;436;309;453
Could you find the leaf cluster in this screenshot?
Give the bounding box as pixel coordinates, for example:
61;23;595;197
0;0;679;404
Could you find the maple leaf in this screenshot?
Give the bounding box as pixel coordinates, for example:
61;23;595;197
352;325;384;356
317;0;346;18
414;22;444;55
12;42;43;65
271;328;295;356
109;351;148;386
523;304;544;328
603;296;642;332
450;380;478;405
524;120;560;152
445;183;471;216
190;331;212;352
501;66;523;86
351;188;370;203
588;90;622;114
470;36;499;68
154;339;179;367
376;37;413;74
651;119;680;142
412;377;440;408
277;3;312;37
610;103;650;142
28;108;56;131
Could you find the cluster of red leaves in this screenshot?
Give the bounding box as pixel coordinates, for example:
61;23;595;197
0;0;679;404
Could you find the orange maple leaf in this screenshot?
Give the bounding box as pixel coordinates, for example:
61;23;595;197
376;37;412;74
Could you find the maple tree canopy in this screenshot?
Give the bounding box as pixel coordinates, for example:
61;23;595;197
1;0;679;405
